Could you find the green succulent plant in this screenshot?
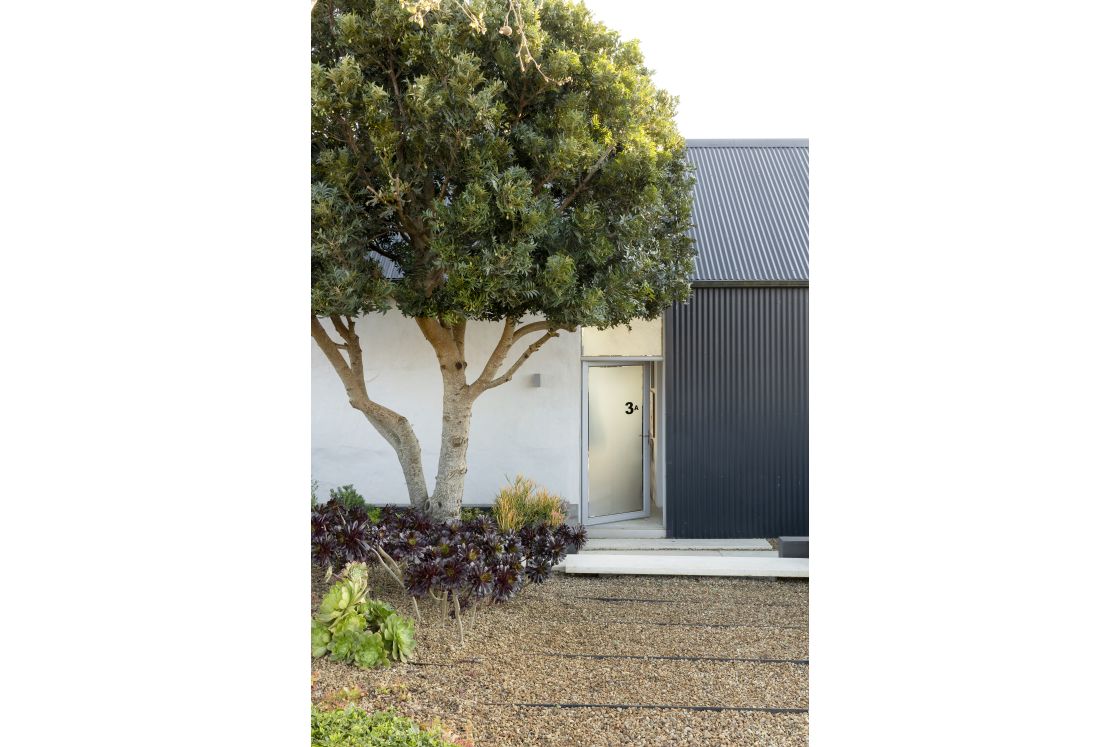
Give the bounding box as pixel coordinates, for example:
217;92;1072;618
312;561;416;668
329;484;367;510
312;620;332;658
352;631;389;669
329;630;359;662
338;610;369;636
311;706;454;747
380;613;417;663
317;563;371;633
460;507;486;522
330;629;388;669
363;599;396;628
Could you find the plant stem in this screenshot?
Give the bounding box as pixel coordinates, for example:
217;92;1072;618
376;546;403;578
372;547;405;590
452;592;465;646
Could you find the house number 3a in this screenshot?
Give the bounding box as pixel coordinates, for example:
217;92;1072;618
624;401;638;414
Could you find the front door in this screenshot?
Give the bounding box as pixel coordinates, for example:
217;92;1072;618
583;363;649;524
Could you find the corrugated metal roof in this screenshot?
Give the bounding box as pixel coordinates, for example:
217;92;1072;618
686;139;809;283
373;254;401;278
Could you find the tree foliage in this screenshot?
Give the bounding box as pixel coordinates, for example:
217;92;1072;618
311;0;695;329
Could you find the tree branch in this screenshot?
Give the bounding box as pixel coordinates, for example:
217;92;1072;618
415;317;465;378
336;112;381;199
532;168;559;196
370;244;403;264
558;146;616;212
477;328;560;393
312;314;431;508
312;316;389;426
386;49;410;130
377;50;430;252
329;314;350;339
328;315;363;373
312;315;354;378
471;318;517;391
511;320;554;342
451;320;466;360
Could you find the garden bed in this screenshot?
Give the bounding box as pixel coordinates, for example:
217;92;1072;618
312;571;808;746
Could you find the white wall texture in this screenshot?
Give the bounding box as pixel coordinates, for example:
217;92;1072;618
311;311;582;508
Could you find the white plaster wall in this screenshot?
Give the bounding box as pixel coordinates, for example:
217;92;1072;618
311;311;582;508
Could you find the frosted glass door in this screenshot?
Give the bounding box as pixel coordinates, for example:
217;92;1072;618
587;365;646;519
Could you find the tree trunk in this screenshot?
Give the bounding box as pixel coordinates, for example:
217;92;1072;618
311;315;430;509
428;384;474;521
354;405;430;509
314;313;563;521
415;316;474;521
417;316;562;521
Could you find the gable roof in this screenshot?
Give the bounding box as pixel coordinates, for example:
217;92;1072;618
685;139;809;284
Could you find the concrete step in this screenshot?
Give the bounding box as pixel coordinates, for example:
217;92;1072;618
584;526;667;539
562;553;809;578
577;549;779;558
582;537;773;551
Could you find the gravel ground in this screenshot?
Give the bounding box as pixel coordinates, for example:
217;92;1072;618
312;569;808;746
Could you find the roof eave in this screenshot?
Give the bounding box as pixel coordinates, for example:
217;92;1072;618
690;279;809;288
686;138;809;148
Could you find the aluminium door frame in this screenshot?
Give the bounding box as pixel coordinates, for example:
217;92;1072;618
580;360;651;526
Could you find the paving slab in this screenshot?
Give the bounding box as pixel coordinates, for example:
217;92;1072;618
563;553;809;578
585;526;667;539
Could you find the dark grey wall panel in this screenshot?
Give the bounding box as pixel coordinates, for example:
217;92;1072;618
665;287;808;538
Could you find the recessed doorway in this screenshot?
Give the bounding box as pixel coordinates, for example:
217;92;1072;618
582;362;650;525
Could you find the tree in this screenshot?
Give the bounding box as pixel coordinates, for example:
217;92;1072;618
311;0;695;520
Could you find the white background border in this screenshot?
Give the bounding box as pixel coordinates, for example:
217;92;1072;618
4;2;1119;745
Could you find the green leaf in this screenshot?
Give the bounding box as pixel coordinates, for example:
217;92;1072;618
317;583;350;623
330;609;367;636
310;0;696;328
362;600;396;628
379;613;417;663
350;630;388;669
328;630;361;662
311;620;332;659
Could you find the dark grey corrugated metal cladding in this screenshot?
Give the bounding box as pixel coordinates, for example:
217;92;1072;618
664;287;809;538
